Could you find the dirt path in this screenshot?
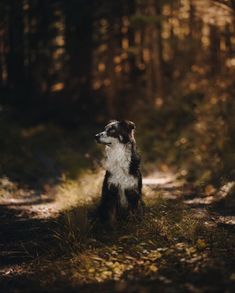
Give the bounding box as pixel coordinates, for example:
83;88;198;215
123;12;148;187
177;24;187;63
0;173;235;292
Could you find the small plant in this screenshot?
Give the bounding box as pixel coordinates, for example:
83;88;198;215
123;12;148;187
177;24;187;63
54;206;96;254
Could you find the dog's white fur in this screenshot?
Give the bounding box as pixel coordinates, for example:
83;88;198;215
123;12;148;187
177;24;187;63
104;143;138;207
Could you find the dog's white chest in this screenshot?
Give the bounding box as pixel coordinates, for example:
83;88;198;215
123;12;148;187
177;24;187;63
104;144;138;206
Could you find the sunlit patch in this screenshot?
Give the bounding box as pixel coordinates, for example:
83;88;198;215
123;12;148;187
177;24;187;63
180;137;187;144
98;63;106;72
113;56;121;64
155;98;163;108
21;125;45;138
205;184;216;196
98;44;108;53
52;48;65;58
115;65;122;73
143;48;151;62
201;24;210;48
54;36;65;47
2;68;7;81
226;58;235;68
220;38;226;51
92;80;102;90
210;96;217;105
103;79;111;86
121;52;128;60
23;2;29;11
138;63;145;70
179;169;188;176
134;31;141;45
162;4;171;16
122;38;129;50
51;82;64;92
189;82;197;90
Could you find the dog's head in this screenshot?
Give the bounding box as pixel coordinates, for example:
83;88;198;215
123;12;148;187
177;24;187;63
95;120;136;146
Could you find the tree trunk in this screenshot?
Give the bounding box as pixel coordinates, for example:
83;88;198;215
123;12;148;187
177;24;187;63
210;24;220;74
105;22;117;118
153;2;164;104
7;0;25;103
144;0;164;105
65;0;93;99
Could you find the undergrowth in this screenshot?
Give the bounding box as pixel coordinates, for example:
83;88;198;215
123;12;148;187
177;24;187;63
30;185;233;291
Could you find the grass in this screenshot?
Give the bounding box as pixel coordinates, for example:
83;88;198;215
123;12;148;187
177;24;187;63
0;109;100;188
0;110;234;291
29;171;233;291
1;168;234;292
54;196;211;256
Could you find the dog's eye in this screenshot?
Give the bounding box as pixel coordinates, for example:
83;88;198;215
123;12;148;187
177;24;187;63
109;129;116;135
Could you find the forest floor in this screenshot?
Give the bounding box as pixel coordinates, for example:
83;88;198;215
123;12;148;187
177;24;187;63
0;170;235;293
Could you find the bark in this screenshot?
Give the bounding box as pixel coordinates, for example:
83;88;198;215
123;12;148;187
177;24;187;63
65;0;93;99
7;0;25;100
210;24;221;74
144;0;164;104
105;23;117;118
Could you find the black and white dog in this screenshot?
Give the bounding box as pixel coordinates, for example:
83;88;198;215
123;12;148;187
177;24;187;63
95;120;144;225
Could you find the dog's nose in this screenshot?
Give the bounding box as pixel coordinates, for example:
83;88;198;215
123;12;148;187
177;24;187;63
94;134;100;141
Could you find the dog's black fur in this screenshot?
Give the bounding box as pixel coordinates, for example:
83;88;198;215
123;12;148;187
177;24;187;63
95;120;144;225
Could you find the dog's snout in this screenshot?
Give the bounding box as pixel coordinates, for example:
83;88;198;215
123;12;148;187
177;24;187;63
95;133;101;141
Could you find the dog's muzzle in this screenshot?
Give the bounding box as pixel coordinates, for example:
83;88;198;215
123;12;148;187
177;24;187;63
95;133;101;143
95;132;112;145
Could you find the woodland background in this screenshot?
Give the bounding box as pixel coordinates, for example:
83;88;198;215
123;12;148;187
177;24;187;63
0;0;235;291
0;0;235;187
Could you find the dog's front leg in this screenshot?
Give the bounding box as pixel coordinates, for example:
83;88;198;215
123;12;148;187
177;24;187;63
99;173;119;227
99;185;119;227
125;189;144;218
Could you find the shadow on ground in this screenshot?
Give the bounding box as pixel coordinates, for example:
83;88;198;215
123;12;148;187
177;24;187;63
1;173;235;292
0;113;99;191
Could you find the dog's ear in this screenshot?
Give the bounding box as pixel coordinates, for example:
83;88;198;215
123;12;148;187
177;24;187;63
108;119;118;124
128;121;136;130
120;120;136;132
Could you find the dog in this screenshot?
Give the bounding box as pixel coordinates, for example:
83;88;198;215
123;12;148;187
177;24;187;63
95;120;144;225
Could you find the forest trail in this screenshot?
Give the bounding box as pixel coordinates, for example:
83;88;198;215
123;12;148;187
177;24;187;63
1;0;235;291
0;172;235;292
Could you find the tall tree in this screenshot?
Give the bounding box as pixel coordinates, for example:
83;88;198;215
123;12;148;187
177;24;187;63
143;0;164;104
65;0;94;108
7;0;25;103
210;24;221;74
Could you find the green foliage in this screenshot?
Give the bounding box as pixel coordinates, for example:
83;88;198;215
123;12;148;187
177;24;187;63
135;69;235;187
32;186;234;290
130;14;163;28
0;108;96;186
0;0;234;189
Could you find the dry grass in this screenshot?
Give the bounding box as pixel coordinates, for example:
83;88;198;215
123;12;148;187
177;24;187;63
42;171;234;290
52;169;102;212
1;169;233;292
